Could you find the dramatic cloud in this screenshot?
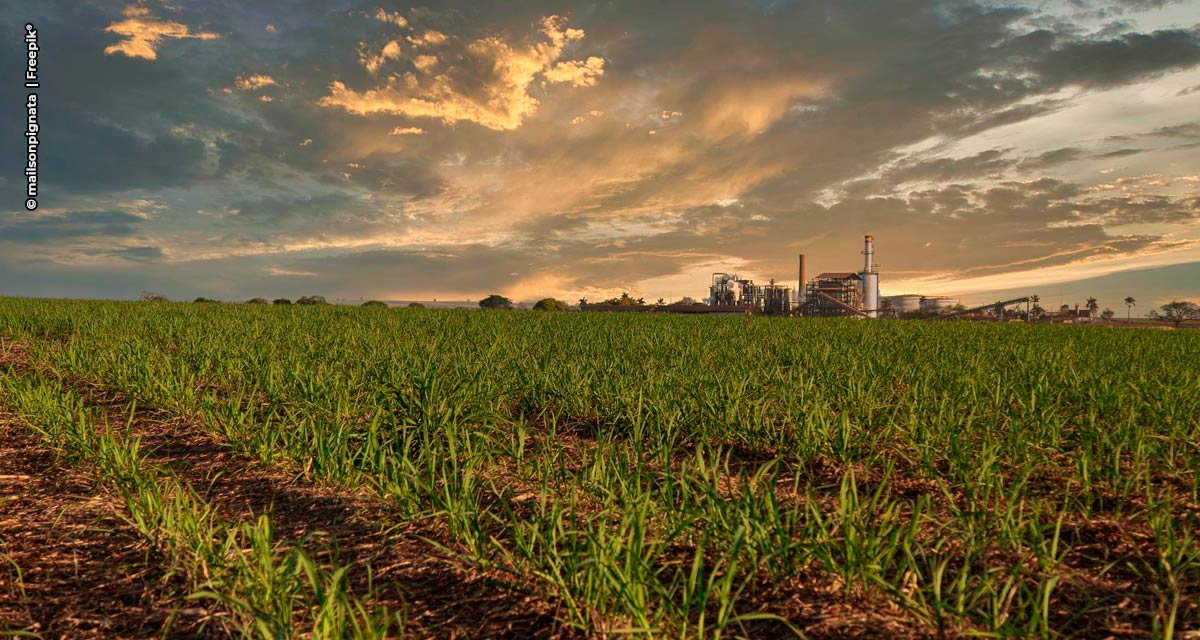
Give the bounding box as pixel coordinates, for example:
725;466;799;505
3;0;1198;305
319;15;605;130
103;5;219;60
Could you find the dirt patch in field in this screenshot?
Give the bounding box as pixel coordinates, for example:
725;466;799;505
0;410;211;639
131;413;566;639
0;342;569;640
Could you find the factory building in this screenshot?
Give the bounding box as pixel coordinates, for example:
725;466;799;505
797;235;880;318
804;272;864;316
708;273;793;314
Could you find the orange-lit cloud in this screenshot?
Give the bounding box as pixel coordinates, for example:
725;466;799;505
413;54;438;73
234;74;276;90
361;40;403;74
696;78;828;138
543;56;606;87
104;5;219;60
374;8;408;29
320;15;604;131
571;109;604;124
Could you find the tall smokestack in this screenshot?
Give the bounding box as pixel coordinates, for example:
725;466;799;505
798;254;806;305
862;235;879;318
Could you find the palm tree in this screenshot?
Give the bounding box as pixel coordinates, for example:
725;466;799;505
1086;297;1099;317
1124;296;1135;320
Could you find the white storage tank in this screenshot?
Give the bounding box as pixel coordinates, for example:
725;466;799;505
884;294;922;314
921;296;959;313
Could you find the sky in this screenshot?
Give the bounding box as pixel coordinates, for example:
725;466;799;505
2;0;1198;310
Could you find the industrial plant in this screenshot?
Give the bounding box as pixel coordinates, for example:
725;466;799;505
581;233;1041;320
704;234;1035;320
708;235;889;317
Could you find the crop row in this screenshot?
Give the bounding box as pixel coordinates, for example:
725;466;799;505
2;298;1198;637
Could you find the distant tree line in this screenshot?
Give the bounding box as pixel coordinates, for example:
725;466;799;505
141;289;1200;326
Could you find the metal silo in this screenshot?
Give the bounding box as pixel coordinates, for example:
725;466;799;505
862;235;879;318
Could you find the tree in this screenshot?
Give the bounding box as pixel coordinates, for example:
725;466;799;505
1085;297;1099;317
193;297;220;303
246;298;269;305
1101;308;1115;320
1149;301;1200;327
296;295;328;305
679;296;699;306
273;298;292;305
140;290;168;302
1124;296;1136;320
533;297;568;311
656;298;665;306
577;298;588;308
1031;304;1045;319
362;300;388;308
602;292;643;306
479;294;513;310
407;302;425;308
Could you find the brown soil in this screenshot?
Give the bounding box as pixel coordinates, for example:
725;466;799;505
0;344;568;640
0;409;211;639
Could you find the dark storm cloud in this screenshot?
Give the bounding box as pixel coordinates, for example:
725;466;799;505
107;246;166;262
1019;147;1087;169
1094;148;1146;158
883;149;1016;186
43;116;215;194
0;210;143;243
226;193;361;227
1106;0;1182;9
1151;122;1200;138
218;190;416;246
1032;29;1200;88
76;245;166;263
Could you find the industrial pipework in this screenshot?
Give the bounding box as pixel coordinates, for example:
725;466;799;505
710;273;740;307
